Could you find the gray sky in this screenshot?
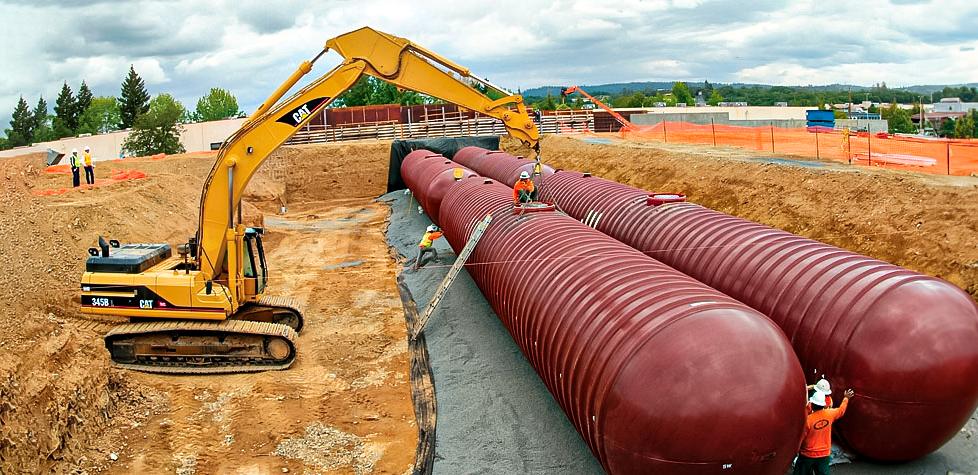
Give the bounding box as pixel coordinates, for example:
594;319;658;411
2;0;977;134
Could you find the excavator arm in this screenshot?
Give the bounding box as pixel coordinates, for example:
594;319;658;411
196;26;540;282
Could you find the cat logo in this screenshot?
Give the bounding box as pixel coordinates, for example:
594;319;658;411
277;97;330;127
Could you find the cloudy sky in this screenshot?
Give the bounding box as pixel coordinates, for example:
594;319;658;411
2;0;977;131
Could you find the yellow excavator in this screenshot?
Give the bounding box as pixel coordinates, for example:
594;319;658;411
80;27;540;374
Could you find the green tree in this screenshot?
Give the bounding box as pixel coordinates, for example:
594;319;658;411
707;90;723;106
6;96;33;147
121;93;186;156
370;81;402;105
336;75;374;107
193;87;241;122
54;82;79;134
31;96;55;143
939;118;957;137
77;81;93;114
626;92;646;108
400;90;427;106
954;113;975;138
881;102;914;134
534;92;558;111
77;96;121;135
672;81;694;106
119;65;151;128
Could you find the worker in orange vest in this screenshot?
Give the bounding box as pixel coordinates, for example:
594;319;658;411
794;387;854;475
414;225;443;269
513;171;536;203
82;145;95;184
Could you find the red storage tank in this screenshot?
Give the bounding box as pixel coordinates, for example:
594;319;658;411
403;152;807;474
537;169;978;461
400;150;478;226
453;145;554;188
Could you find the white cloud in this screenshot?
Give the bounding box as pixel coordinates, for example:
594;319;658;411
2;0;977;136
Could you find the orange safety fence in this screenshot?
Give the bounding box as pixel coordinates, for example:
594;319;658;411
618;122;978;176
35;167;148;195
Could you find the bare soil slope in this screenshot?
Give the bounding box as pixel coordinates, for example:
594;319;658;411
2;134;977;473
0;144;414;474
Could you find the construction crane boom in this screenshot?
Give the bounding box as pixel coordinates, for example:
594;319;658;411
560;85;639;132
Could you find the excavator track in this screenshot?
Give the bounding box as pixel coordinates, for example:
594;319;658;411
105;319;298;374
232;296;305;332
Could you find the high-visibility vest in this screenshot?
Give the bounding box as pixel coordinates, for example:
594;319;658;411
419;231;442;247
83;152;93;167
513;179;535;202
70;153;82;168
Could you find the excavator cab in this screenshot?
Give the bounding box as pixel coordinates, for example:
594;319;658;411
242;228;267;297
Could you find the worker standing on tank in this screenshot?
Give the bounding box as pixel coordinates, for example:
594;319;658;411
513;171;536;204
82;145;95;184
793;387;854;475
68;148;82;187
414;225;443;270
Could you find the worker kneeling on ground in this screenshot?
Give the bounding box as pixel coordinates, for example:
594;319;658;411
513;171;537;203
794;386;854;475
414;225;443;269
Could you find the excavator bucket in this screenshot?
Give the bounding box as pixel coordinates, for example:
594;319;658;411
46;148;64;166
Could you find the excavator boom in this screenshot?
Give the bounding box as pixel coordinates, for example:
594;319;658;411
81;27;540;374
198;26;539;282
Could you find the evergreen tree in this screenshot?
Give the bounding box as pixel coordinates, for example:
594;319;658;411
119;65;151;128
77;81;93;113
193;87;241;122
7;96;33;147
534;92;557;111
121;93;186;156
31;96;55;143
54;82;79;134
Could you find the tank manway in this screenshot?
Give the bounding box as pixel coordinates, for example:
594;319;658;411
403;150;807;475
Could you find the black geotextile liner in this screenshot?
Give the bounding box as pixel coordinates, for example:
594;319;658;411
387;136;500;193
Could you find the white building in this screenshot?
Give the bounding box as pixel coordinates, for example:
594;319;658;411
931;97;978;113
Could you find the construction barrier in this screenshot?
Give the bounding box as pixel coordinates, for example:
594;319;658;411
35;168;148;195
622;121;978;176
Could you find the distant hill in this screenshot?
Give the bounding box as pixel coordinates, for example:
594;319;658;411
520;81;978;98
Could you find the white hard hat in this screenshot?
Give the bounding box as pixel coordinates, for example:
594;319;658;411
84;146;90;151
427;225;438;232
815;378;832;395
519;171;530;179
809;391;826;407
71;148;78;153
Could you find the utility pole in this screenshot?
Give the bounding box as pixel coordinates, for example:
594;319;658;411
848;87;852;120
